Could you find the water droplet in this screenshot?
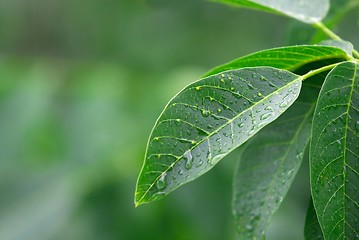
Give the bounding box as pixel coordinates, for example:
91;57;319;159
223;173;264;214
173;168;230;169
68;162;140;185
195;86;201;91
264;106;273;112
230;87;235;91
260;112;272;120
175;119;182;126
184;151;193;170
202;110;210;117
248;126;256;135
196;160;203;167
210;153;226;165
156;173;167;189
217;108;222;113
154;137;159;141
209;97;214;101
238;123;244;128
355;120;359;132
257;92;262;97
191;140;196;145
279;101;288;108
207;151;212;161
221;73;225;78
220;79;225;83
260;76;266;81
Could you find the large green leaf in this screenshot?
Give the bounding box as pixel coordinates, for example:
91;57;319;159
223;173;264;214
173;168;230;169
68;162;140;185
310;61;359;240
135;67;303;206
232;78;321;238
214;0;329;23
204;45;348;77
305;198;324;240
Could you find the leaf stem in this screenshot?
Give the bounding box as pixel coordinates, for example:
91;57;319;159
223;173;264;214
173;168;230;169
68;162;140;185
312;22;359;59
302;62;339;80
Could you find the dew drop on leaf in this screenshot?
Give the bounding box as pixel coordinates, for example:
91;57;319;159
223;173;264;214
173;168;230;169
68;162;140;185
156;173;167;189
175;119;182;126
355;120;359;132
201;109;210;117
184;151;193;170
260;112;272;120
279;101;288;108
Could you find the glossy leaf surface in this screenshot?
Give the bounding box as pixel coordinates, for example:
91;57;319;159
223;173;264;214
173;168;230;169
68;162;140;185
305;199;324;240
319;40;354;56
214;0;329;23
232;79;321;238
310;61;359;240
204;46;347;77
135;67;302;206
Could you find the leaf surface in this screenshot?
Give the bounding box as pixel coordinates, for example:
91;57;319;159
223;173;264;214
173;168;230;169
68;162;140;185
214;0;329;23
319;40;354;56
135;67;302;206
204;46;347;77
310;61;359;240
232;79;321;238
305;198;324;240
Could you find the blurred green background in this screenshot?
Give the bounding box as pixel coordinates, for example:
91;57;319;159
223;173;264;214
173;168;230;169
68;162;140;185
0;1;358;239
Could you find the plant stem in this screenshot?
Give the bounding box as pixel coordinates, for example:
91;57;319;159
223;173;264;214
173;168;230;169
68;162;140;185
312;22;359;59
302;62;339;81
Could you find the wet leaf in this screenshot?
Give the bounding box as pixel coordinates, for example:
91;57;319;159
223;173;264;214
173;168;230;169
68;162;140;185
305;198;324;240
310;61;359;240
135;67;303;206
214;0;329;23
232;79;321;239
204;45;347;77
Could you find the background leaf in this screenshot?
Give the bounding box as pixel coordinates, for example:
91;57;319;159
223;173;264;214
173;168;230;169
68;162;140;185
310;61;359;240
310;0;359;43
204;46;347;77
135;67;303;206
305;198;324;240
232;76;322;239
214;0;329;23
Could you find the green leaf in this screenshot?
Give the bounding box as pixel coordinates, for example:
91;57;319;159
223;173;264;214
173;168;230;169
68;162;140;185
214;0;329;23
305;198;324;240
232;79;321;239
319;40;354;56
204;45;348;77
310;61;359;240
135;67;303;206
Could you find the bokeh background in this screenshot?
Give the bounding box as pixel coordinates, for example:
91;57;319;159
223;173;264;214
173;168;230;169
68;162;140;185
0;0;358;239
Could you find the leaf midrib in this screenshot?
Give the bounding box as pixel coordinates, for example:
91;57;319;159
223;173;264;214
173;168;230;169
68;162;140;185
137;71;303;204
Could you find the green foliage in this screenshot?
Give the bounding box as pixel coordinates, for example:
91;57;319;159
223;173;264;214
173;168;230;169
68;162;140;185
136;67;302;205
136;0;359;239
310;61;359;239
